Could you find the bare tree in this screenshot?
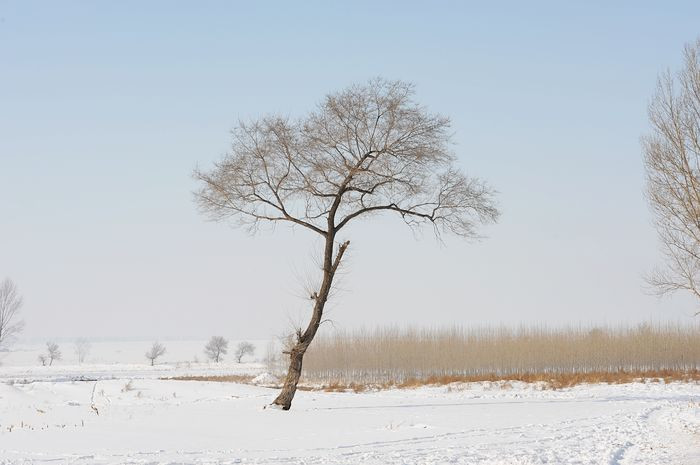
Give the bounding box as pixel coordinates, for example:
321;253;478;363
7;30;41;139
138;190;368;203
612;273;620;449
235;341;255;363
38;354;47;366
145;341;166;366
0;278;24;350
644;38;700;305
204;336;229;362
74;338;91;364
46;341;61;366
194;79;499;409
264;339;283;375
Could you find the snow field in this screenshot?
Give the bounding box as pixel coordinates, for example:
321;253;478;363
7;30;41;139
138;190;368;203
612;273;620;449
2;340;700;464
1;378;699;464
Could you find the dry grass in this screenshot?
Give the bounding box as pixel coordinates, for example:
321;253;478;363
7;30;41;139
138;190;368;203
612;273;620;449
302;369;700;392
165;374;255;383
164;369;700;393
321;382;367;393
393;369;700;389
302;323;700;386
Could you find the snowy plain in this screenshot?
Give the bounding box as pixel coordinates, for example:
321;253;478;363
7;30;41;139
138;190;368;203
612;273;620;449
1;341;700;464
0;340;268;384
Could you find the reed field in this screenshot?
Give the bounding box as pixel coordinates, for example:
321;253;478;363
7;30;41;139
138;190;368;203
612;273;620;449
300;323;700;386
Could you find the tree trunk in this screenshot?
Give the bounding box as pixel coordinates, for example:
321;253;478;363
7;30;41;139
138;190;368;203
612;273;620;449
272;238;349;410
272;344;306;409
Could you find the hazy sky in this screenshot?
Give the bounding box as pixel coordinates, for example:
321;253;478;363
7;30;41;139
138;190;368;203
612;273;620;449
2;1;700;340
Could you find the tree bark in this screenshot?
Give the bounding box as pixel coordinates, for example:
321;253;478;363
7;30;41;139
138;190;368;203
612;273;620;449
272;238;349;410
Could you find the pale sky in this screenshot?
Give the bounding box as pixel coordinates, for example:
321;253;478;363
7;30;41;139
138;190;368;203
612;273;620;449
2;1;700;340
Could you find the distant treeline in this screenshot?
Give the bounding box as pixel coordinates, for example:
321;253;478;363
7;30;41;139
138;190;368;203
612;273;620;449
301;323;700;384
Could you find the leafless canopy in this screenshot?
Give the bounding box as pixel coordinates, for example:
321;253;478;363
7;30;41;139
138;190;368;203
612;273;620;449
0;278;24;349
194;79;499;409
194;78;498;239
644;39;700;304
74;338;92;364
204;336;229;363
235;341;255;363
145;341;166;366
46;341;61;366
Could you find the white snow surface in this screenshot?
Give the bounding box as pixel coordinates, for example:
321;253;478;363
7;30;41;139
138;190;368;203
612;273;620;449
251;372;279;386
1;375;700;464
1;341;700;464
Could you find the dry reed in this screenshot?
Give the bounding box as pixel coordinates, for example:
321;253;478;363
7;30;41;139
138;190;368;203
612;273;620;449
301;323;700;385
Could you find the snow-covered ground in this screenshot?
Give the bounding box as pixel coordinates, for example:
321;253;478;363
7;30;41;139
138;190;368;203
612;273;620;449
2;378;700;464
1;341;700;464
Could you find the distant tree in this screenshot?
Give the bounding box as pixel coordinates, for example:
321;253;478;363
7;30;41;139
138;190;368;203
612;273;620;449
46;341;61;366
38;354;47;366
264;339;281;374
0;278;24;350
235;341;255;363
204;336;229;362
194;79;499;409
74;338;91;364
644;38;700;305
145;341;166;366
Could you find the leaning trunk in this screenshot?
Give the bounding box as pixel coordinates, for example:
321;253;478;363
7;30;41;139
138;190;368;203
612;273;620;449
272;344;306;409
272;238;349;410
